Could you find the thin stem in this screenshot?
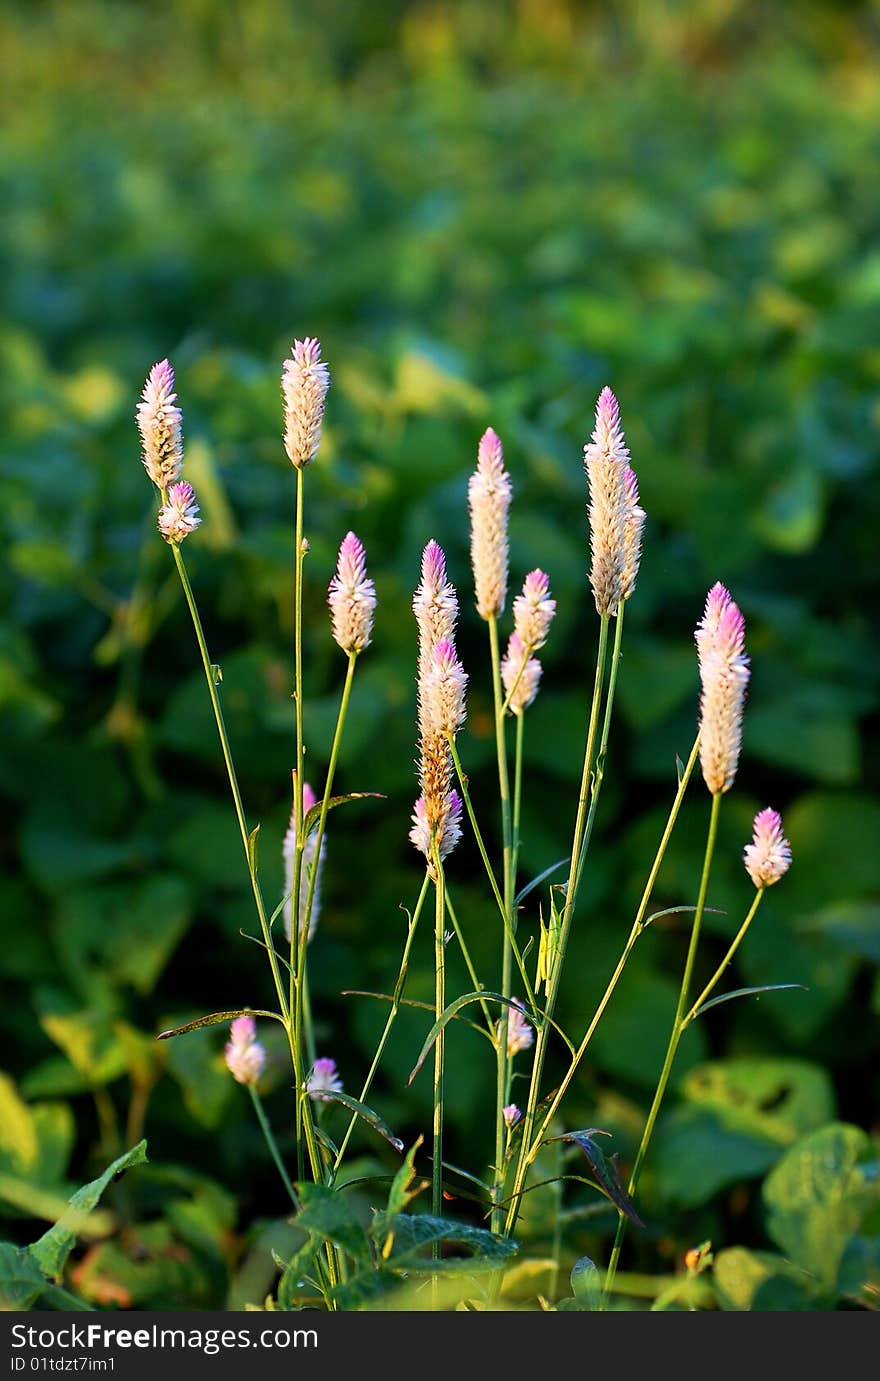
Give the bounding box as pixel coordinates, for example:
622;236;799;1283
604;790;723;1302
683;888;765;1027
572;604;626;899
524;733;701;1163
432;854;447;1278
332;873;431;1174
170;544;288;1023
488;614;515;1236
504;613;610;1235
512;711;525;885
290;468;306;1175
302;650;357;941
249;1085;298;1207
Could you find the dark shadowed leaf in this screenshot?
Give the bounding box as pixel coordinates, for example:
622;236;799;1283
547;1129;644;1227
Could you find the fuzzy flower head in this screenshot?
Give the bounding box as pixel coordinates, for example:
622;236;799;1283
621;465;646;602
224;1016;266;1087
283;782;325;944
306;1057;343;1103
157;481;201;544
413;540;459;679
513;569;556;652
282;337;330;468
501;633;542;715
422;638;468;739
744;808;792;889
696;583;750;795
503;1103;522;1130
584;387;632;617
328;531;376;654
498;999;534;1058
137;359;184;490
468;427;512;621
409;789;462;864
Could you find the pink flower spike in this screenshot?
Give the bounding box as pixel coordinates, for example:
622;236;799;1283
584;386;631;616
744;808;792;889
621;465;646;602
328;530;376;654
307;1057;344;1102
513;569;556;651
423;638;468;738
224;1016;266;1086
157;481;201;544
282;336;330;467
137;358;184;489
695;583;750;795
468;426;512;620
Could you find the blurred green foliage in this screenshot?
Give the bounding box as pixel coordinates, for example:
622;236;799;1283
0;0;878;1308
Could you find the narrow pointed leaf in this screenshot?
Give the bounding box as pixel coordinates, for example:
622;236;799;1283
548;1129;644;1227
643;905;725;930
693;984;807;1018
302;792;385;838
515;857;570;906
387;1136;425;1218
315;1090;404;1153
156;1008;283;1040
246;823;260;874
407;992;529;1086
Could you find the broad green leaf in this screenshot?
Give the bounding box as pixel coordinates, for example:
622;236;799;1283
713;1247;820;1311
27;1141;148;1280
37;1007;129;1087
795;902;880;964
653;1107;782;1208
0;1072;38;1174
763;1122;878;1289
547;1130;643;1226
294;1183;370;1260
0;1241;48;1310
370;1212;518;1272
570;1255;602;1310
681;1058;835;1146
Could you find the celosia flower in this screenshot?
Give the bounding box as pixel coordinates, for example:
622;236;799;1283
695;582;750;795
512;570;556;651
282;337;329;467
157;481;201;544
408;790;462;862
413;540;459;688
468;427;512;620
137;359;184;490
328;531;376;654
307;1057;343;1102
497;999;534;1057
501;632;543;714
503;1103;522;1129
422;638;468;738
283;782;325;943
621;465;646;602
224;1016;266;1086
744;808;792;889
584;387;632;617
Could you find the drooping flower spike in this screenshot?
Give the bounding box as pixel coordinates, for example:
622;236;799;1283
584;387;636;617
157;481;201;544
468;427;512;621
283;781;325;944
137;358;184;490
744;808;792;889
328;531;376;654
282;337;330;468
695;582;750;795
224;1016;266;1087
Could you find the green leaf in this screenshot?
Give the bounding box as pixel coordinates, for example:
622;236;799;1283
370;1212;518;1272
570;1255;602;1310
246;823;260;874
301;791;385;838
312;1089;404;1153
837;1236;880;1307
0;1072;38;1174
386;1136;426;1219
276;1238;322;1310
692;983;807;1018
294;1183;370;1260
763;1122;878;1290
681;1058;835;1147
547;1130;644;1227
27;1141;148;1281
713;1247;820;1311
0;1241;48;1310
514;857;569;907
156;1008;282;1040
652;1107;782;1208
795;902;880;964
406;990;522;1085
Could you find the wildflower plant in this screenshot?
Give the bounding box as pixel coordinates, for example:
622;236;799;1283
144;347;798;1312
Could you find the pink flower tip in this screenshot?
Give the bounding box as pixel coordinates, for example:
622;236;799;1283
422;539;447;587
307;1056;344;1102
744;808;792;889
224;1016;266;1086
596;386;619;425
503;1104;521;1129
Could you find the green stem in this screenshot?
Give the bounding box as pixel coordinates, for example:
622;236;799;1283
332;873;431;1174
170;543;288;1024
432;854;447;1277
512;711;525;886
572;604;625;899
249;1085;298;1207
488;614;515;1236
523;733;700;1166
302;650;357;941
683;888;765;1027
604;790;722;1302
290;468;307;1177
504;613;610;1235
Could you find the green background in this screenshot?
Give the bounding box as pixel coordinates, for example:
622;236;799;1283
1;0;878;1308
